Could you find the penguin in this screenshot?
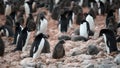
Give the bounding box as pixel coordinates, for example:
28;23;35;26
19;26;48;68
4;1;12;16
5;15;14;27
97;0;105;15
30;33;50;59
12;11;24;45
24;0;32;17
13;16;36;51
58;9;69;34
36;12;48;35
0;36;5;56
99;29;118;54
52;40;65;59
85;13;95;35
0;25;14;37
12;22;23;45
79;20;90;41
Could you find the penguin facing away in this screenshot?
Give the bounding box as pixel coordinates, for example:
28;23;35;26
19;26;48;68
30;33;50;59
0;36;5;56
99;29;118;54
52;40;65;59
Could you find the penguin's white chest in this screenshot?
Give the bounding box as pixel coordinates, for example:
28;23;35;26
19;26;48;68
5;5;12;16
33;38;45;59
86;15;95;32
102;34;110;54
24;3;30;17
39;19;48;33
80;22;88;38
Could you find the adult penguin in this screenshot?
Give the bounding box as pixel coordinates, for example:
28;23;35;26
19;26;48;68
13;14;36;52
58;9;69;34
52;40;65;59
30;33;50;59
85;13;95;36
36;12;48;35
99;29;118;54
79;20;90;41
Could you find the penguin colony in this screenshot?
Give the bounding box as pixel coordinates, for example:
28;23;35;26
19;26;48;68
0;0;120;65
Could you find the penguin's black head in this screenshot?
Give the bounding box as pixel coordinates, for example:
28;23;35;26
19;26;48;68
39;12;46;19
99;29;115;37
38;33;49;38
59;39;65;44
27;21;36;32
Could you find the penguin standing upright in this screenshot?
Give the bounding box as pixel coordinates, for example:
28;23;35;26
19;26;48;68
79;20;90;40
13;14;36;52
85;13;95;35
97;0;105;15
0;36;5;56
58;9;69;34
99;29;118;54
36;12;48;35
52;40;65;59
30;33;50;59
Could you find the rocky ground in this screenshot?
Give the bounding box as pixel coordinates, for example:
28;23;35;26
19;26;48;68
0;7;120;68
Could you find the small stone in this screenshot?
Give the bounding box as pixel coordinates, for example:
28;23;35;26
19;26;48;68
114;54;120;65
58;35;71;40
87;45;99;55
85;64;94;68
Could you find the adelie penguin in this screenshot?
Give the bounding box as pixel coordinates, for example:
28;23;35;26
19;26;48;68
99;29;118;54
52;40;65;59
58;9;69;34
0;25;14;37
85;13;95;36
30;33;50;59
13;15;36;52
0;36;5;56
36;12;48;35
79;20;91;41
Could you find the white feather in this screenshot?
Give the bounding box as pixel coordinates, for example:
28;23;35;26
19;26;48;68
33;38;45;59
110;0;112;5
5;28;9;37
22;32;31;52
37;19;48;35
86;14;95;32
90;2;94;8
100;0;106;3
5;4;12;16
16;34;20;45
118;8;120;22
80;22;88;38
79;0;83;6
55;0;59;4
69;20;72;28
24;2;30;17
25;0;30;2
103;34;110;54
3;0;8;4
32;2;36;10
98;8;101;15
72;12;75;24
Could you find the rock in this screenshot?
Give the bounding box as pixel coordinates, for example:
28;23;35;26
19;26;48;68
114;54;120;65
36;62;46;68
48;64;57;68
58;35;71;40
87;45;99;55
85;63;94;68
71;35;88;41
73;28;80;35
20;52;29;59
98;64;116;68
20;58;36;68
56;62;63;68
